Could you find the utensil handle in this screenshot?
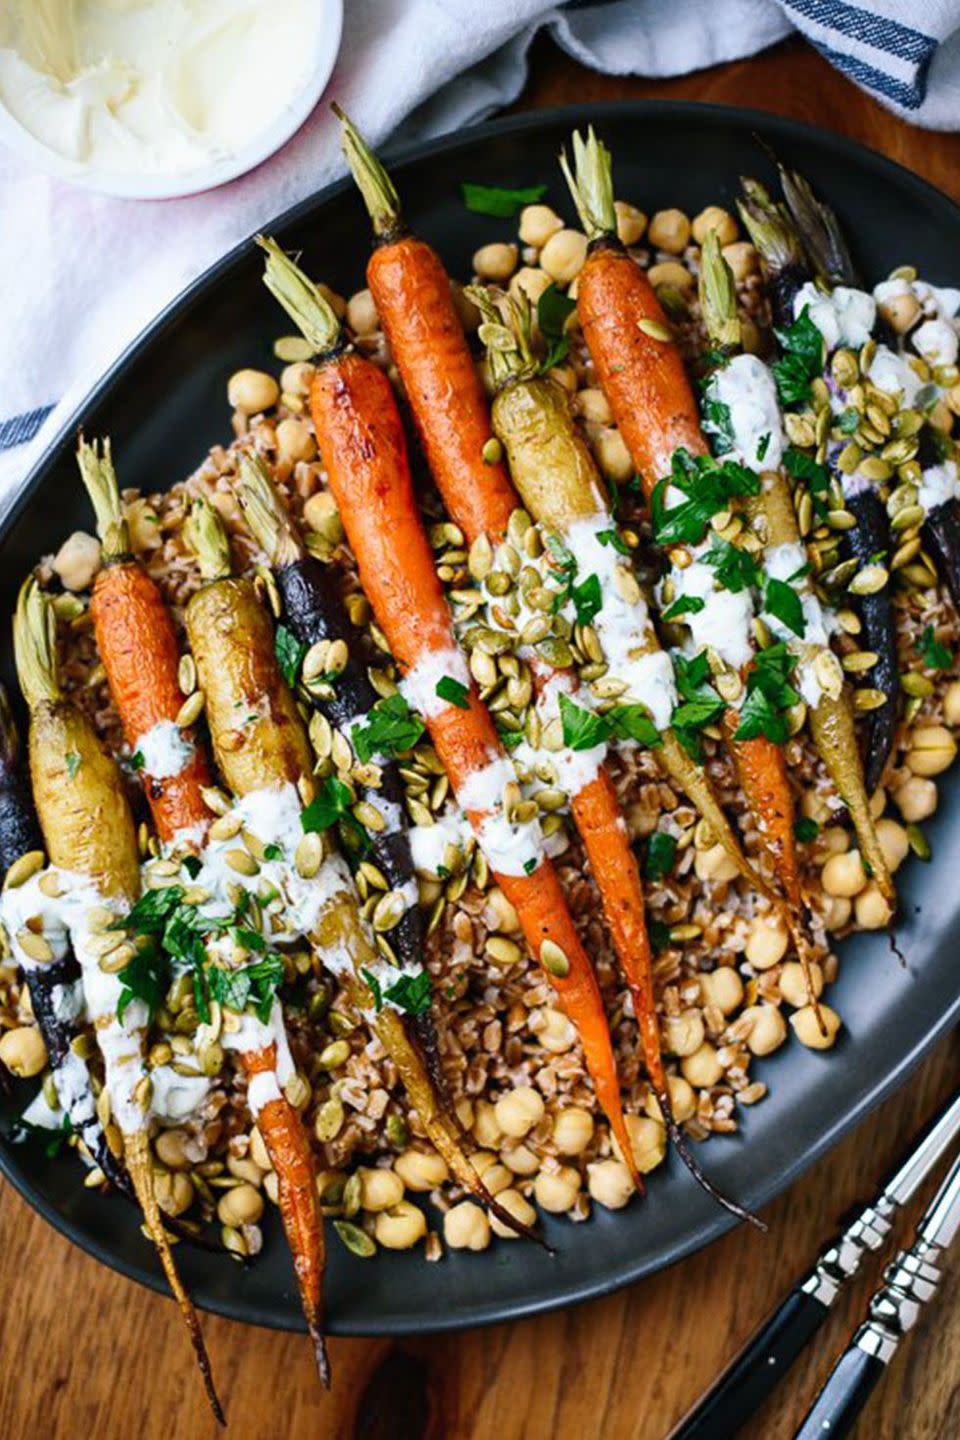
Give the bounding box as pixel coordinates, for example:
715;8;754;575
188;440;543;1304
670;1287;828;1439
793;1344;887;1440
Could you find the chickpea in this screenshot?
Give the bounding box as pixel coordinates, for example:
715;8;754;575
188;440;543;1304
227;368;279;415
692;205;738;247
473;242;519;283
552;1107;595;1156
276;416;316;466
548;363;578;393
647;260;694;292
613;1115;667;1174
510;265;553;308
280;360;316;396
801;788;833;826
155;1127;191;1171
126;499;162;554
681;1040;724;1087
722;241;758;282
0;1024;46;1078
593;426;633;484
359;1166;405;1213
743;1004;787;1058
249;1125;271;1172
375;1200;427;1250
52;532;101;593
573;387;614;425
495;1085;545;1139
822;849;868;899
394;1147;449;1193
906;724;957;777
648;208;691;255
535;1164;582;1213
472;1153;512;1195
667;1074;697;1123
346;287;379;336
501;1143;540;1177
695;842;740;883
587;1158;636;1210
876;817;909;874
444;1200;491;1251
878;291;921;334
663;1009;705;1058
540;228;588;285
894;775;938;823
490;1188;537;1239
227;1154;264;1187
791;1003;842;1050
745;912;789;970
217;1183;264;1227
779;960;823;1009
157;1172;194;1218
614;200;647;247
264;1170;279;1205
519;204;563;248
944;680;960;727
303;489;343;543
855;882;892;931
472;1099;503;1149
455;1097;474;1132
699;965;744;1015
823;895;853;933
820;826;851;857
538;1007;577;1054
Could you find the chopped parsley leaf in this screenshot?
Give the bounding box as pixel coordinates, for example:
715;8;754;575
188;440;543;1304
757;432;771;462
794;817;820;843
918;624;952;671
663;594;706;622
436;676;470;710
596;527;631;555
351;694;425;763
771;307;824;407
263;842;284;862
701;395;734;456
651;449;760;548
382;970;433;1016
645;831;678;882
461;181;547;218
559;693;661;753
764;576;806;637
571;572;603;626
537;283;577;371
301;776;356;834
703;538;761;594
734;643;799;744
129;750;145;772
274;624;307;688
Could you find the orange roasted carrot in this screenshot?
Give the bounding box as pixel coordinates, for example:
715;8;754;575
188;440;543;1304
242;1045;328;1382
77;439;212;848
336;106;516;548
258;234;641;1188
563;129;808;940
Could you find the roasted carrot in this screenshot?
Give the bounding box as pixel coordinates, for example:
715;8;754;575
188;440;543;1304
258;235;642;1189
562;128;808;938
77;438;212;849
12;578;222;1423
336;106;516;549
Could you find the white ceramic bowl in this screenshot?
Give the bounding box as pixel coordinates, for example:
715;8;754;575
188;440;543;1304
0;0;343;200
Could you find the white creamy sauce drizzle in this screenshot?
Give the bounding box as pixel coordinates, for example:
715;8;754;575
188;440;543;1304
918;459;960;515
0;0;316;177
132;719;195;780
516;671;606;796
866;344;924;407
451;756;545;878
221;1001;295;1118
667;559;755;672
399;645;472;720
793;282;876;350
149;1065;212;1123
22;1085;65;1131
454;755;517;813
0;866;147;1134
564;514;677;729
408;813;474;878
913;318;959;369
708;353;785;471
760;542;831;707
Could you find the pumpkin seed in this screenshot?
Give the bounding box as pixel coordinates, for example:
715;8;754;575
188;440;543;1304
16;929;53;963
201;784;231;816
891;537;922;570
890;503;925;533
225;849;259;877
906;824;931;861
853;688;888;711
373;890;407;932
669;923;703;942
902;672;934;698
315;1095;345;1142
858;456;892;483
175;689;205;728
638;317;672;341
540;939;570;978
295;832;324;880
209;812;243;841
38;870;62;898
849;563;889;596
3;851;44;890
836;442;862;475
319;1039;351;1070
178;654;197;696
841;650;878;673
486;935;522;967
827;509;855;530
334;1219;376;1257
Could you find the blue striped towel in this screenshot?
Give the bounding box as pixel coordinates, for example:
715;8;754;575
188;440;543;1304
1;0;956;501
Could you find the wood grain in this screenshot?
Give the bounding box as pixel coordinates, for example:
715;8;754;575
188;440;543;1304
3;35;960;1440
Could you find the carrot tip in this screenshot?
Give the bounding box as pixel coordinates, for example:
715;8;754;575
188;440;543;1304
309;1318;332;1388
660;1090;766;1233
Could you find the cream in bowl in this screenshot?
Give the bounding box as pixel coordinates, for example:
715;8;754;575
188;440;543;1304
0;0;343;197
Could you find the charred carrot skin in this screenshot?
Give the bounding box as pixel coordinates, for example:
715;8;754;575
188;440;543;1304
78;440;212;847
337;106;516;549
563;132;804;929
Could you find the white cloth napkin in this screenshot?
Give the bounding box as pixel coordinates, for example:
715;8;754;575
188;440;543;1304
2;0;959;504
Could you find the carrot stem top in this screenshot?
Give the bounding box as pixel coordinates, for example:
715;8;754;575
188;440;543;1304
257;235;343;357
736;177;806;278
698;230;741;355
465;285;538;391
333;104;402;239
236;450;305;568
14;577;60;707
76;435;129;561
559;125;616;244
777;164;856;287
184;496;232;582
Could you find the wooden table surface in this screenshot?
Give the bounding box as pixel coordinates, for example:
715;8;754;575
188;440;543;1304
4;34;960;1440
